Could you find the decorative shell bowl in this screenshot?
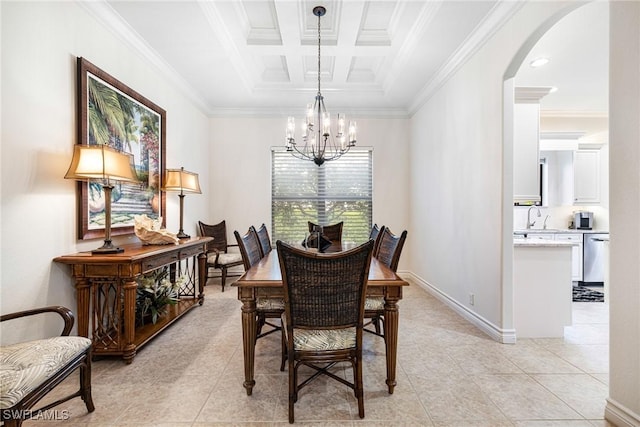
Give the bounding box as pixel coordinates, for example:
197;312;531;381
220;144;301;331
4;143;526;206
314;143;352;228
134;214;179;245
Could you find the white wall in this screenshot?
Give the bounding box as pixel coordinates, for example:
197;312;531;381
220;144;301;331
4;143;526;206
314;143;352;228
607;1;640;424
0;1;210;344
207;116;411;269
409;1;577;334
409;0;640;423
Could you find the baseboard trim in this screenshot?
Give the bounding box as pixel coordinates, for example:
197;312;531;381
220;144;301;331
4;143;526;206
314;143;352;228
605;397;640;427
402;272;517;344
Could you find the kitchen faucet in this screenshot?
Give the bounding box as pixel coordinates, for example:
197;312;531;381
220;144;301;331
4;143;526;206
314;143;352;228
527;206;541;229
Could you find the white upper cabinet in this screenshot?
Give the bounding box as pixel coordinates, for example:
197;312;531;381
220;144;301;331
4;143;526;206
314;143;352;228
573;149;601;204
513;87;552;204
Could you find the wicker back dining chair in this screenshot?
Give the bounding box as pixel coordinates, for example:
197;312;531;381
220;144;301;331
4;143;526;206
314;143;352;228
236;227;284;341
376;227;408;272
235;228;262;271
198;220;244;292
254;223;272;258
365;227;408;337
277;239;374;424
307;221;343;242
369;224;385;257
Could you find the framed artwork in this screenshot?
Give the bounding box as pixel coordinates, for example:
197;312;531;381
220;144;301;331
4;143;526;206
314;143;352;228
76;57;166;240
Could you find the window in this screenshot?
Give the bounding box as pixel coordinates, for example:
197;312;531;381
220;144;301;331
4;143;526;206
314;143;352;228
271;148;373;244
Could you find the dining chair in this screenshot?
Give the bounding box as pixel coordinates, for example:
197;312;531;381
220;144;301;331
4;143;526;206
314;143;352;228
277;239;374;424
365;227;408;337
235;228;262;270
1;306;95;426
307;221;343;242
254;223;272;258
198;220;244;292
236;227;284;341
369;223;385;257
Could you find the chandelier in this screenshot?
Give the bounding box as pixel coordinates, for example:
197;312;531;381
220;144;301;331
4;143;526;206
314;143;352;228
285;6;357;166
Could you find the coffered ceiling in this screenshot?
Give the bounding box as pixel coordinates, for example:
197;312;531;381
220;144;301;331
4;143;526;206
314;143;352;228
82;1;607;117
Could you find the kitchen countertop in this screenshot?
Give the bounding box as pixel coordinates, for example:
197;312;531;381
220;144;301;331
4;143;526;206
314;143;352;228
513;238;576;247
514;228;609;235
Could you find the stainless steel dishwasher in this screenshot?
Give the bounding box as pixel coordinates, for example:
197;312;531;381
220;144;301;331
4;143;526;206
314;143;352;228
583;233;609;284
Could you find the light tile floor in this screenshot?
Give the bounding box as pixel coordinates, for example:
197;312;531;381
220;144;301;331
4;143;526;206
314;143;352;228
32;277;613;426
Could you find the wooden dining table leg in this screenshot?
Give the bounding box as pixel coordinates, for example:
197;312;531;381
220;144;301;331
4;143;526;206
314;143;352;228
383;286;402;394
239;287;257;395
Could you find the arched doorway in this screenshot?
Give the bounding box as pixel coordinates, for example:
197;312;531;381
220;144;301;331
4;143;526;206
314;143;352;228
502;2;609;338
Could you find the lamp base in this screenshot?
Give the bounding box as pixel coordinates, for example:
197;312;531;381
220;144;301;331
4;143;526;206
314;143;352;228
176;231;190;239
91;240;124;254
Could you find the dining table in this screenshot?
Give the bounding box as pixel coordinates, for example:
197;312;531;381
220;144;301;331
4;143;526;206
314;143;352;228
233;241;409;396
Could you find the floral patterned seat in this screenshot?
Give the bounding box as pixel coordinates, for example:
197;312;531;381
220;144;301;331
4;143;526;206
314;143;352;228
0;306;94;426
0;336;91;409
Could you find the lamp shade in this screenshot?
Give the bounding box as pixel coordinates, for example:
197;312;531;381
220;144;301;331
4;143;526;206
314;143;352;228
64;145;138;183
162;168;201;194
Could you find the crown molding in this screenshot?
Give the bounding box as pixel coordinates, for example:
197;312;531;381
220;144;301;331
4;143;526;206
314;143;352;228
382;1;442;93
77;0;210;115
540;131;586;140
208;106;410;119
199;1;257;92
514;86;553;103
540;110;609;118
408;0;526;116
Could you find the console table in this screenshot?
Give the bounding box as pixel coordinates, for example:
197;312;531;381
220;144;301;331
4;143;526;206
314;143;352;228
54;237;212;363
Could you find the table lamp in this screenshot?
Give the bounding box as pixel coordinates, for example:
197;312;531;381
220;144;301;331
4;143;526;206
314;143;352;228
64;144;139;254
162;167;201;239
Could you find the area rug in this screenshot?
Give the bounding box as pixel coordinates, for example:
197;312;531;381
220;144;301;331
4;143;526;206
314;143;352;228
573;285;604;302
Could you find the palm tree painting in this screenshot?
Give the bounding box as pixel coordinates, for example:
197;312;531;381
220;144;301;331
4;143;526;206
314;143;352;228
77;57;166;240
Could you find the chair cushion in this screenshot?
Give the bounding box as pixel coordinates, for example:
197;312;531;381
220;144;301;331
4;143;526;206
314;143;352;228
257;297;285;311
0;336;91;409
207;252;242;266
281;314;356;351
293;327;356;351
365;296;384;311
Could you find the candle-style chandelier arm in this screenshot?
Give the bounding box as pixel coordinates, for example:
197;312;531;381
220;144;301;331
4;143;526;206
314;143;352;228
284;5;358;167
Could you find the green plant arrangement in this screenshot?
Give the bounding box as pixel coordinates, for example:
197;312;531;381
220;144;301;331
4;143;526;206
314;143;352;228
135;267;184;325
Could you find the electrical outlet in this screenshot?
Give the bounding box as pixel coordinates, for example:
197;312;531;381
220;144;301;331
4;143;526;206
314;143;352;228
469;293;475;306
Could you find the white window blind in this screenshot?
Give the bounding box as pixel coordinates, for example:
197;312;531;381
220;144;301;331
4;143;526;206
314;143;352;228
271;148;373;244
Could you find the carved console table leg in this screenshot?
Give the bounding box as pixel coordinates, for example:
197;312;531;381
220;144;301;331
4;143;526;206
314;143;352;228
122;278;137;364
75;278;91;338
383;287;402;394
198;252;206;304
239;288;257;395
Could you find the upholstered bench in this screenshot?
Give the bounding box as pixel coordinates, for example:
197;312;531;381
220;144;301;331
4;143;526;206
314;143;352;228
0;306;94;426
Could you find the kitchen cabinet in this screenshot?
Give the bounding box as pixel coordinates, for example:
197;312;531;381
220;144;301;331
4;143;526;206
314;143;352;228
555;234;583;281
540;147;604;207
513;243;573;338
524;233;555;241
513;231;583;281
573;149;601;204
513;87;552;204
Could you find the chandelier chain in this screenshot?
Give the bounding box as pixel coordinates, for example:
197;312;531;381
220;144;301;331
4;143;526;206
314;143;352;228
317;10;321;97
285;5;357;166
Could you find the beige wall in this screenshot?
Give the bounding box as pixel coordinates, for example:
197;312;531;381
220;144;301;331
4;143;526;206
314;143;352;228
408;0;639;423
408;1;577;335
0;1;211;344
206;116;411;269
608;1;640;423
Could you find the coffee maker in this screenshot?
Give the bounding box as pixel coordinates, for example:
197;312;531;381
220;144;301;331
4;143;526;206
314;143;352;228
574;211;594;230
